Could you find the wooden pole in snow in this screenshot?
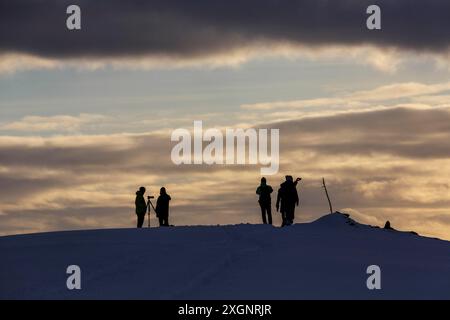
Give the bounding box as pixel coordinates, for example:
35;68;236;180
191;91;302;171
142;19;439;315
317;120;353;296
322;178;334;214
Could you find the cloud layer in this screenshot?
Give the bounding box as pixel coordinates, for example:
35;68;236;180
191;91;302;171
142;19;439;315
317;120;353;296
1;1;450;73
2;0;450;57
0;114;105;133
1;101;450;239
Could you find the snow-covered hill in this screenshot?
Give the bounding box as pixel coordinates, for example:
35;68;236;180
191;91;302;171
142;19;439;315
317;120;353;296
1;213;450;300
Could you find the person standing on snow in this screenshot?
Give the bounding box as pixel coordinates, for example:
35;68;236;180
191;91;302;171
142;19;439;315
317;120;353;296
276;176;300;227
156;187;172;227
256;177;274;225
135;186;147;228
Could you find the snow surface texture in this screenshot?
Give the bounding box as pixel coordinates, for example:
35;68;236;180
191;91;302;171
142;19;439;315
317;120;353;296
1;213;450;299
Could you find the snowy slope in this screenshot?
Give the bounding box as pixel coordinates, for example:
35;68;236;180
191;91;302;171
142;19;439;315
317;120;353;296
1;213;450;300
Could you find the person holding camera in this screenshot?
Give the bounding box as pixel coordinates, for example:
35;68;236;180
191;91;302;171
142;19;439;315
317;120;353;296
135;186;147;228
276;176;301;227
156;187;172;227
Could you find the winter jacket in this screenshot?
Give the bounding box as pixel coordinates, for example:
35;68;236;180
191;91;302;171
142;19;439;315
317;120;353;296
276;180;299;212
256;183;273;204
156;193;171;218
135;190;147;215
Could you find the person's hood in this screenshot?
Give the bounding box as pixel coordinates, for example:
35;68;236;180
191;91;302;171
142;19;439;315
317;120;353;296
136;190;143;196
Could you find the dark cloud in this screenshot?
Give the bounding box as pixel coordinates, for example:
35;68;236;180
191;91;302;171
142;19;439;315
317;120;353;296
0;0;449;59
274;107;450;159
0;174;69;203
1;108;449;179
0;135;260;175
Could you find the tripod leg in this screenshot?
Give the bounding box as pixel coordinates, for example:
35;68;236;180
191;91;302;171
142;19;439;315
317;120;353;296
147;201;151;228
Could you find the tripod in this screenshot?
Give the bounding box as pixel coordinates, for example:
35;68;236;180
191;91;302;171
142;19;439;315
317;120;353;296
146;196;156;228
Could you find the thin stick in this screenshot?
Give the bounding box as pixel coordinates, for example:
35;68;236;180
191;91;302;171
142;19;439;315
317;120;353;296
147;200;151;228
147;199;157;228
322;178;334;214
147;199;156;228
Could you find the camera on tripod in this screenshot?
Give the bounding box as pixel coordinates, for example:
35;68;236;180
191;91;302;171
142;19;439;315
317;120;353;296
147;196;155;200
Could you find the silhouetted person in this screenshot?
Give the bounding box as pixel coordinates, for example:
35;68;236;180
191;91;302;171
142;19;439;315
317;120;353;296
156;187;171;227
276;176;300;226
135;186;147;228
256;177;273;225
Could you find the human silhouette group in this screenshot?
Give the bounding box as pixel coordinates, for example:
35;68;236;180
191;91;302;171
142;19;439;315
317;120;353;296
135;186;172;228
257;176;301;227
135;175;301;228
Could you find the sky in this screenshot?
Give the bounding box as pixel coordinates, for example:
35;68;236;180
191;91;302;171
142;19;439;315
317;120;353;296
1;0;450;239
